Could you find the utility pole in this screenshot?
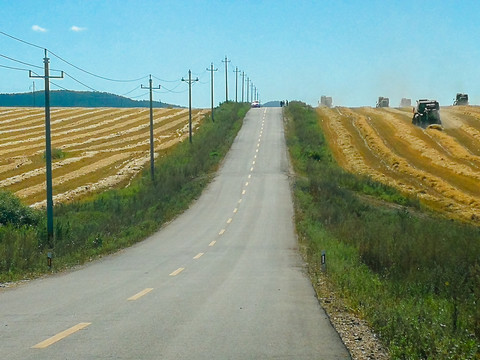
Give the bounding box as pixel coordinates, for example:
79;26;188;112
233;66;241;102
241;71;245;102
181;70;199;143
222;56;230;102
251;82;254;102
141;75;161;182
206;63;218;122
29;49;64;248
246;77;250;103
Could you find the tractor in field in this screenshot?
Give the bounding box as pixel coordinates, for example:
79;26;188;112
319;95;333;108
400;98;411;107
453;93;468;106
376;97;389;108
412;99;442;129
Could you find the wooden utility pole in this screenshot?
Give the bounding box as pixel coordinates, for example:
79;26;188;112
222;56;230;102
206;63;218;122
241;71;245;102
233;66;241;103
181;70;199;143
29;49;63;248
141;75;161;182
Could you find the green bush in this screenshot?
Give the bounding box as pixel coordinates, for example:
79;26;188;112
43;147;67;160
0;190;42;226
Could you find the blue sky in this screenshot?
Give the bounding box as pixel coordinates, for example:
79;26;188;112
1;0;479;108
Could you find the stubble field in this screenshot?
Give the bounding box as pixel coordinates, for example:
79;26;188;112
317;105;480;223
0;107;208;207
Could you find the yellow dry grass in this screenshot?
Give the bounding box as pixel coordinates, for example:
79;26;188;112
0;107;209;207
317;106;480;223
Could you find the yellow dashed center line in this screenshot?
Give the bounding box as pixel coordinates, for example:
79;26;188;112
218;229;225;235
238;198;242;203
193;252;204;259
32;322;91;349
233;208;238;213
169;267;185;276
245;182;249;186
248;174;251;179
127;288;154;301
250;167;254;171
242;190;246;195
209;240;217;246
227;218;232;224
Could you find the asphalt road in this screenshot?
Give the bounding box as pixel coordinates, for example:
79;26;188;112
0;107;350;359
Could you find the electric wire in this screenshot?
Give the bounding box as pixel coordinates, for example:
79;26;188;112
50;81;70;91
151;75;180;83
0;63;30;72
49;50;147;83
64;72;98;92
1;30;220;106
0;53;43;69
158;82;184;93
120;85;141;96
0;30;44;50
130;92;149;99
1;30;147;83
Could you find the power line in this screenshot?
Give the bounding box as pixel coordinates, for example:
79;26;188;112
152;75;181;83
64;72;98;92
49;50;147;83
0;63;30;72
158;82;187;93
0;30;44;50
130;92;149;99
0;53;43;69
50;81;70;91
0;31;146;83
121;85;141;96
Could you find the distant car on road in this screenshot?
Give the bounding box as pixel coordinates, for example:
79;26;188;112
251;100;260;108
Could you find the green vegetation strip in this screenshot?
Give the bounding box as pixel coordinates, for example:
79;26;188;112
285;101;479;359
0;102;248;280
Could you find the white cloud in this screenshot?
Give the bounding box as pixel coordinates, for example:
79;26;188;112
32;25;47;32
70;26;87;32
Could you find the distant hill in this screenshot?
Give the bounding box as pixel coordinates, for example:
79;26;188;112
0;90;180;108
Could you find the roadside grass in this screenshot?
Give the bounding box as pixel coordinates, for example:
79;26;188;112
285;101;480;359
0;102;249;282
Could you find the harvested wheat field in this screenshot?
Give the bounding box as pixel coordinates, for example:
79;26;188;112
0;107;209;207
317;105;480;223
